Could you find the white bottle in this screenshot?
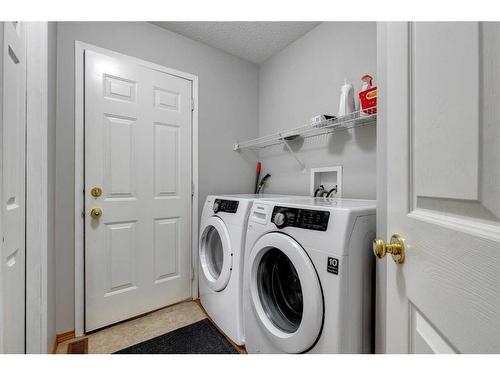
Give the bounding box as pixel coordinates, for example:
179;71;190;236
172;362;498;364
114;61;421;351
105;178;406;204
338;79;355;117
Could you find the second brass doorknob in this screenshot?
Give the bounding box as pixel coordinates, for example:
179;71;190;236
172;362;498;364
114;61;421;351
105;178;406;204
373;234;405;264
90;207;102;219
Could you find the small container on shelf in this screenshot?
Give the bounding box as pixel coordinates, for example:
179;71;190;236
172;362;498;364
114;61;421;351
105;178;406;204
359;86;377;115
358;74;377;115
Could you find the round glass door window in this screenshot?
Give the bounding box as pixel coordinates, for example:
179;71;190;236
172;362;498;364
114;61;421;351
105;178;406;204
199;216;232;291
248;232;323;353
203;226;224;279
256;248;304;333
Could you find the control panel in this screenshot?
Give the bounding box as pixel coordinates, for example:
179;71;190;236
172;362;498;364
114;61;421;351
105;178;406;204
271;206;330;231
213;199;239;214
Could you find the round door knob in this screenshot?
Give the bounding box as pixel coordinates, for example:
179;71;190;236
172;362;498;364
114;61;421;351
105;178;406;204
373;234;405;264
213;202;220;213
90;207;102;219
273;212;286;228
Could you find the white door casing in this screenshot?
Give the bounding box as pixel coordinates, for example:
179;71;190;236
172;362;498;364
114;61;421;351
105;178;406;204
380;22;500;353
85;50;193;331
25;21;51;354
1;21;26;353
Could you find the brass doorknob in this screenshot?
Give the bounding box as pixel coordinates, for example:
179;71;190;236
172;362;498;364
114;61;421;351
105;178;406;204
373;234;405;264
90;207;102;219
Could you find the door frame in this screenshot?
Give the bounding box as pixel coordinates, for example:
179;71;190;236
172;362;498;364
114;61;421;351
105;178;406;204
74;41;199;336
375;21;389;354
25;21;51;354
1;21;51;354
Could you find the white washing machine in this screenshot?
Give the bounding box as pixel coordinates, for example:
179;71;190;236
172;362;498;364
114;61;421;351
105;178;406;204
243;197;376;353
199;194;295;345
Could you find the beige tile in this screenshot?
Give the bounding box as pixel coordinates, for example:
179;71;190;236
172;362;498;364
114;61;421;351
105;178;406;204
56;300;207;354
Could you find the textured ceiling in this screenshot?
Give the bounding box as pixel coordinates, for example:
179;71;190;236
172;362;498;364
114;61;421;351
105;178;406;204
151;22;321;64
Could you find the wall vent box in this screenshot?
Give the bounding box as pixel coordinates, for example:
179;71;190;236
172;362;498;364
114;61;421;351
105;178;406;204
310;166;343;197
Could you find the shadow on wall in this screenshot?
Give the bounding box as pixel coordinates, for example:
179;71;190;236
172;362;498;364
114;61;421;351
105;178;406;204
254;125;377;163
284;136;305;153
262;123;377;158
328;124;376;155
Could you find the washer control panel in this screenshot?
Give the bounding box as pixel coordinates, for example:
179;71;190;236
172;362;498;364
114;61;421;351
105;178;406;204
271;206;330;231
214;199;239;214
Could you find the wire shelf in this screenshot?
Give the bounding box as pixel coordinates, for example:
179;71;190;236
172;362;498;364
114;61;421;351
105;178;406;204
233;108;377;151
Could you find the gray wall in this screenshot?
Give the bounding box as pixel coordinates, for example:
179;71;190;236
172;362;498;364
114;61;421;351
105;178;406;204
258;22;377;199
55;22;258;333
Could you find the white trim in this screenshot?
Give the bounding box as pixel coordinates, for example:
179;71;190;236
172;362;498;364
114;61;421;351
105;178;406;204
74;41;85;338
74;41;199;336
0;21;5;354
191;75;199;300
25;21;49;354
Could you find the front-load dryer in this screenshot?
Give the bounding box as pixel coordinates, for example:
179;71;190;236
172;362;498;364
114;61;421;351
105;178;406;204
199;194;295;346
243;197;376;353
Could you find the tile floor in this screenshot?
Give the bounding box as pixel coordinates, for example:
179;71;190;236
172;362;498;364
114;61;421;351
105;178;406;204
56;300;207;354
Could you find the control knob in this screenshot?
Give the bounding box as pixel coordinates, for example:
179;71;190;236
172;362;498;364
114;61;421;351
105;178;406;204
273;212;286;228
213;202;220;213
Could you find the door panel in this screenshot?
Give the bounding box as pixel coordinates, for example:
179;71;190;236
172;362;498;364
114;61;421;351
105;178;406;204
409;306;456;354
1;21;26;354
85;50;192;331
153;217;179;282
154;123;179;196
382;22;500;354
413;23;479;201
412;22;500;231
104;221;136;295
104;115;136;198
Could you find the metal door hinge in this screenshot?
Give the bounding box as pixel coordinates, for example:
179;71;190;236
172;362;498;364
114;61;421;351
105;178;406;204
191;98;194;111
191;183;195;197
191;266;195;281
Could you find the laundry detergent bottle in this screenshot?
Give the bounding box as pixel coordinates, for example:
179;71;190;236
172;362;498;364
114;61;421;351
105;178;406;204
338;78;355;117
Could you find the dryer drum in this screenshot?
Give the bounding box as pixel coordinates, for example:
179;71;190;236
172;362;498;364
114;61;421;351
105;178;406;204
256;248;304;334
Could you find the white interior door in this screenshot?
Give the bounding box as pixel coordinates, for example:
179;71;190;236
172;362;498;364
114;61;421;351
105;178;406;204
380;22;500;353
1;21;26;353
85;50;193;331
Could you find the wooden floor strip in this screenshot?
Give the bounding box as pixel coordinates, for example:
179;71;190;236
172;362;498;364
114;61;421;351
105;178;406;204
67;338;89;354
52;329;76;354
56;330;76;344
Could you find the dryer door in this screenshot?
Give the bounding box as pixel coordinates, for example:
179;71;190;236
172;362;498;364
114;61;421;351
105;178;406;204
199;216;233;292
248;232;324;353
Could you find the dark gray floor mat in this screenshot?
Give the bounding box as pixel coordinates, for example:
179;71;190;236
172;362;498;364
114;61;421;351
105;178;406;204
114;318;239;354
